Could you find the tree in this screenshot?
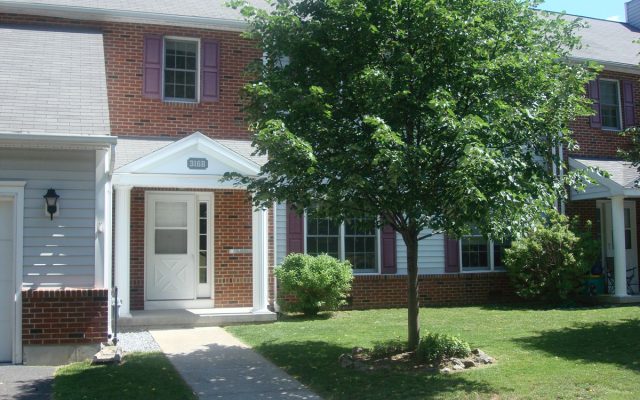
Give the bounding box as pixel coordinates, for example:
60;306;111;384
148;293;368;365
229;0;595;349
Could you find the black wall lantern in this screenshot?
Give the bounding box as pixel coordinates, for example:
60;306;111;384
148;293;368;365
44;188;60;220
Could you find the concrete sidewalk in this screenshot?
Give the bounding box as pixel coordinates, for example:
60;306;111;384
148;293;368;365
150;327;321;400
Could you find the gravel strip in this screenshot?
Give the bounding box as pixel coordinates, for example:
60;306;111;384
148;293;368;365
116;331;162;353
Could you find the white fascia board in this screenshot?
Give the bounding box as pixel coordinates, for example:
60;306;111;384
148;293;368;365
569;157;624;198
112;173;249;189
567;56;640;75
0;131;117;149
0;1;248;32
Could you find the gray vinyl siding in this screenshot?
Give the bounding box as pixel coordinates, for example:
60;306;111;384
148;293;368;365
0;149;96;288
395;230;446;275
275;202;446;274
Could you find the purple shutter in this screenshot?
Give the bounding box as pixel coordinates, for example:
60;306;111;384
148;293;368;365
286;205;304;254
623;80;636;128
444;235;460;273
588;80;602;128
142;35;163;99
201;40;220;102
381;225;397;274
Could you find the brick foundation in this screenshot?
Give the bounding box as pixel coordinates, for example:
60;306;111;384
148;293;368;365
348;273;516;309
22;289;109;345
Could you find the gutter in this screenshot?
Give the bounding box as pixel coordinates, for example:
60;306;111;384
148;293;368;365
0;131;117;149
567;56;640;74
0;1;249;32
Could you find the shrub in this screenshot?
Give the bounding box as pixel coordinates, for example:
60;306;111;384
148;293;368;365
415;332;471;364
275;253;353;316
370;339;407;359
504;211;600;302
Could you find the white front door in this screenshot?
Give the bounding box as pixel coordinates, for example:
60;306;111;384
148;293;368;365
0;198;15;362
600;201;639;291
146;194;196;301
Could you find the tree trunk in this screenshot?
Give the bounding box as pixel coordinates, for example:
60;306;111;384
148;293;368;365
405;233;420;350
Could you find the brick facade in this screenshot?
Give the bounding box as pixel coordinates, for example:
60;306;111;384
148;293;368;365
129;187;272;310
22;289;109;345
348;273;515;309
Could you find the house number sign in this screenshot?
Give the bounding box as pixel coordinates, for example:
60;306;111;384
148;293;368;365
187;158;208;170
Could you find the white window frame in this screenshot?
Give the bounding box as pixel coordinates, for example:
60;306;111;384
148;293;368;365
303;213;381;274
162;36;201;103
196;193;214;299
599;79;623;131
459;235;505;273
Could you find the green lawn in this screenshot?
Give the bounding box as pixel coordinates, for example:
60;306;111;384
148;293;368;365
54;352;196;400
227;305;640;400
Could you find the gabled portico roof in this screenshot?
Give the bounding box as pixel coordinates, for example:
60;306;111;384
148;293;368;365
112;132;265;188
569;157;640;200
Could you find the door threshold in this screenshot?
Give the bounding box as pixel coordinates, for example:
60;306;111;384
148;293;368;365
144;299;214;310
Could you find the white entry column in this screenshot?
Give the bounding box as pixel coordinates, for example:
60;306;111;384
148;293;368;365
252;206;270;313
611;196;628;297
115;185;133;317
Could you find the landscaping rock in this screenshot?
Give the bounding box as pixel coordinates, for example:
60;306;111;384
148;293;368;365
440;367;452;374
339;353;353;368
450;358;465;368
463;360;476;368
452;364;464;371
352;347;365;355
91;343;122;365
479;355;494;364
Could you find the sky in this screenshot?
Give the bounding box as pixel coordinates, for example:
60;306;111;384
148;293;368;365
536;0;628;21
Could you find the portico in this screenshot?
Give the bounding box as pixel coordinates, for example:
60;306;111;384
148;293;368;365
570;158;640;298
111;132;274;324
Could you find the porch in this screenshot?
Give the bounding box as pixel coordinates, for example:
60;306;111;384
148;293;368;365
570;157;640;298
111;133;275;328
118;308;276;330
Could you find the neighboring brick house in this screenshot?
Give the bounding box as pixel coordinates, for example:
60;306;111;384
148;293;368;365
1;0;639;366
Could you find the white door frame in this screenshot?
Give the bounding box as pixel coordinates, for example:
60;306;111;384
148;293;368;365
144;191;214;310
0;182;25;364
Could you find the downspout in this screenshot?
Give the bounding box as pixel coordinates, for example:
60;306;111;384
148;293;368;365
559;144;566;215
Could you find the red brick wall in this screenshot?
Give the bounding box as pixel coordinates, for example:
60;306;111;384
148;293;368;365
0;13;260;140
22;289;108;345
348;273;515;309
128;188;264;310
568;71;640;158
565;200;599;236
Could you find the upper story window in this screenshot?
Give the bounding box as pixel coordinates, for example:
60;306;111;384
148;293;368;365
599;79;622;130
306;214;379;273
460;230;508;272
164;38;199;102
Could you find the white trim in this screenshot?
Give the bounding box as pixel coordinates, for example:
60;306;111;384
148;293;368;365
252;206;269;313
302;212;381;274
0;131;116;150
568;158;632;200
112;173;244;189
144;299;214;310
0;1;248;32
0;182;25;364
598;79;624;131
162;36;201;103
458;235;505;273
568;57;640;75
114;132;260;176
114;185;132;318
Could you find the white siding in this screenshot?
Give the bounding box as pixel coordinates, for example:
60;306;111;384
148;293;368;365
275;202;287;266
275;201;446;274
0;149;96;288
395;230;446;275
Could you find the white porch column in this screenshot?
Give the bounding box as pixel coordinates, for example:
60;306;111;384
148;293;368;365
115;185;133;317
611;196;628;297
252;206;270;313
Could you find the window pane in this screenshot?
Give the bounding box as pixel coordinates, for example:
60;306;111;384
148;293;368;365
199;252;207;267
344;217;377;271
155;230;187;254
199;268;207;284
185;85;196;100
156;202;187;228
599;81;621;129
164;39;198;101
186;56;196;70
200;218;207;234
165;84;175;98
461;236;489;270
493;241;510;270
200;235;207;251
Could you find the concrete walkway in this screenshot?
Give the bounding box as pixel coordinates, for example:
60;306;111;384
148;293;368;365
0;365;54;400
150;327;321;400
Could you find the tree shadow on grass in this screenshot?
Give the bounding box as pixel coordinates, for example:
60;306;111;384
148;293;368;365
513;318;640;372
252;340;498;400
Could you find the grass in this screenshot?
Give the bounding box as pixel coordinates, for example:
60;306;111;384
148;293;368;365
227;305;640;400
54;352;196;400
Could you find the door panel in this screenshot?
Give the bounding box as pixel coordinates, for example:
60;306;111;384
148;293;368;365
147;194;196;301
0;198;15;362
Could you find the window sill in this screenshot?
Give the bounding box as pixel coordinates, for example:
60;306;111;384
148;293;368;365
601;127;622;132
163;98;199;105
